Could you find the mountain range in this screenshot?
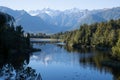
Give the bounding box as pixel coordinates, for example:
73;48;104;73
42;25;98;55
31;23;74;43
0;6;120;33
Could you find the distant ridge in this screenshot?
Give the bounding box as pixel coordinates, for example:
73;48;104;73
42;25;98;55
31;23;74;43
0;6;120;33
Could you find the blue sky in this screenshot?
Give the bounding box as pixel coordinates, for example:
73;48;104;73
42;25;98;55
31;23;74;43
0;0;120;11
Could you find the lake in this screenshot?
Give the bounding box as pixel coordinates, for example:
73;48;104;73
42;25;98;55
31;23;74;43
0;43;119;80
28;43;119;80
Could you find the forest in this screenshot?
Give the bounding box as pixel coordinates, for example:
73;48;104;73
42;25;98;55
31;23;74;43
54;19;120;60
0;12;32;54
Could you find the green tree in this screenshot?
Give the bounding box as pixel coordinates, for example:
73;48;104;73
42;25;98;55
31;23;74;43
112;38;120;58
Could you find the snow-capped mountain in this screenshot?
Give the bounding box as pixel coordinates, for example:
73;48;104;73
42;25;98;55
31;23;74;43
0;6;120;33
29;7;120;31
0;6;60;33
29;8;90;30
29;8;61;17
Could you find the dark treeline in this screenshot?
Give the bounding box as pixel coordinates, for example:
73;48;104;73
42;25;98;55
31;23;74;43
57;19;120;59
50;31;73;39
0;12;31;54
0;12;42;80
30;33;50;38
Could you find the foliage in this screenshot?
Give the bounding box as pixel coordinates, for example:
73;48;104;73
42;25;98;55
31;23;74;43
112;38;120;59
30;32;50;38
64;19;120;48
0;12;31;53
56;19;120;58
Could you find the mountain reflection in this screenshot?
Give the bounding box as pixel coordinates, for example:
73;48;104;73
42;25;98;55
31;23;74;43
0;52;42;80
30;43;120;80
31;44;80;66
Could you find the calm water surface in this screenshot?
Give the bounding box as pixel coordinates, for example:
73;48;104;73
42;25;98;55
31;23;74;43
27;43;118;80
1;43;119;80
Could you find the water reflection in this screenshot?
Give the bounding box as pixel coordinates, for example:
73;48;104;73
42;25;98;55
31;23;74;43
31;43;81;67
0;52;42;80
65;45;120;80
3;43;120;80
29;43;119;80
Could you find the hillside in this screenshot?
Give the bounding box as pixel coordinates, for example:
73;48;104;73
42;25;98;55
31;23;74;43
0;6;120;33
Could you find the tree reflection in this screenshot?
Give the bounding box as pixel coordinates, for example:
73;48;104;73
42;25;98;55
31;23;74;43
0;53;42;80
65;46;120;80
64;45;91;53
